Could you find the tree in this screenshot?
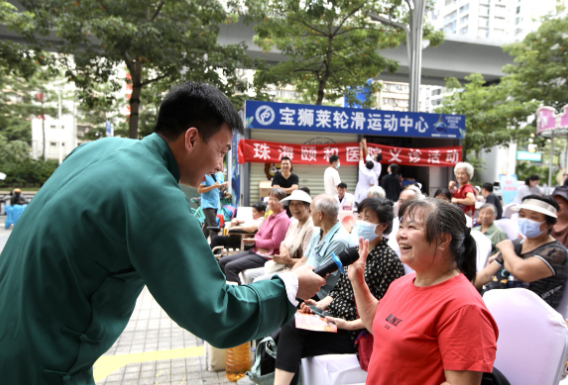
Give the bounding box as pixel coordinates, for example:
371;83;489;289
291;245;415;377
246;0;443;107
436;73;538;162
18;0;251;138
503;12;568;113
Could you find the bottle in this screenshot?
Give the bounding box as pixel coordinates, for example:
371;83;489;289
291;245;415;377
507;274;524;288
225;341;251;382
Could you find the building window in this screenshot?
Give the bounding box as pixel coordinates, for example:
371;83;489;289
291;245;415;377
50;125;57;129
460;26;468;34
479;5;489;15
432;89;442;96
50;142;57;146
444;11;457;24
516;6;520;14
460;15;469;24
432;99;442;106
479;16;489;27
444;21;457;33
515;17;520;25
459;3;469;12
478;28;488;38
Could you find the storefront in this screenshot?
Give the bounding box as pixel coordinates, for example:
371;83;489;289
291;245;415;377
236;100;465;206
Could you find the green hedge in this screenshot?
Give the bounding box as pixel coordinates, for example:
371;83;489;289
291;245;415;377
0;158;59;188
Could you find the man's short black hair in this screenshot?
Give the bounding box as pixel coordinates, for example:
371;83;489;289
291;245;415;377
481;183;493;192
154;82;244;142
281;156;292;163
329;155;339;164
366;160;374;170
252;200;267;213
337;182;347;189
390;164;399;174
375;153;383;162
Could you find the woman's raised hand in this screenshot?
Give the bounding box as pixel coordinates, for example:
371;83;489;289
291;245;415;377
348;237;369;283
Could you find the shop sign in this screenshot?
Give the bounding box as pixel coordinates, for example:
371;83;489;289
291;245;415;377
244;100;465;139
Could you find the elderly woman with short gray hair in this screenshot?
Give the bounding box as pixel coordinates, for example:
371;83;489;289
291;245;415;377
473;203;508;254
448;161;476;217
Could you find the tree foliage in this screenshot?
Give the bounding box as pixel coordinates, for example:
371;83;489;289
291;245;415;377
246;0;442;106
503;13;568;113
18;0;251;138
436;73;538;161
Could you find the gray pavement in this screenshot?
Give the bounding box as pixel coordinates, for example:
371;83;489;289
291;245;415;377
0;218;239;385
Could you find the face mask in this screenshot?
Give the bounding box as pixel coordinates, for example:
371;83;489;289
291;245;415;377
336;162;340;169
518;218;545;238
355;220;379;242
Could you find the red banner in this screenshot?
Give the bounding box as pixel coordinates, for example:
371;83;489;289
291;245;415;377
238;139;461;167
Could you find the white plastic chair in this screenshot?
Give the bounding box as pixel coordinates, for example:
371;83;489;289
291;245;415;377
300;354;367;385
494;218;520;241
555;283;568;319
471;230;492;271
483;288;568;385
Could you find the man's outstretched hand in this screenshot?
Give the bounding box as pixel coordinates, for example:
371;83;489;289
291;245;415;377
293;265;326;300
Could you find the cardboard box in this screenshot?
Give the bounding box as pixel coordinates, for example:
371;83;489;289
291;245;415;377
259;180;272;198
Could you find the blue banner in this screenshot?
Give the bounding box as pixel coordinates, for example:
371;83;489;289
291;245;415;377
244;100;465;139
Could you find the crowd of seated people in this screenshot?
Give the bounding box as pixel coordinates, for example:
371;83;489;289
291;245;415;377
205;160;568;384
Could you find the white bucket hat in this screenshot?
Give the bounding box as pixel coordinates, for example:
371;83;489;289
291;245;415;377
280;190;312;206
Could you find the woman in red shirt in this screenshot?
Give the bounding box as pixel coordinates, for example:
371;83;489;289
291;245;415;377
349;198;498;385
448;162;476;218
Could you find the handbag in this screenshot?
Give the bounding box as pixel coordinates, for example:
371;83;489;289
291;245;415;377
354;330;374;371
245;337;277;385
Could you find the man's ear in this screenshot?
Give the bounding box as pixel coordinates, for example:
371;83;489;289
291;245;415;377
184;127;199;153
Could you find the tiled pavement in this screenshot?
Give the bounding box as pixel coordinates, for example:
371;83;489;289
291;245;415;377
94;287;235;385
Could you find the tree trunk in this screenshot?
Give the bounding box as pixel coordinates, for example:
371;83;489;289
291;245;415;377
316;35;334;105
128;59;142;139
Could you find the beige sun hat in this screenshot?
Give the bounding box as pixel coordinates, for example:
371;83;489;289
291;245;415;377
511;198;557;218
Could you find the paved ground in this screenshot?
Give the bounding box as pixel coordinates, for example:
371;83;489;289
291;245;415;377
0;219;238;385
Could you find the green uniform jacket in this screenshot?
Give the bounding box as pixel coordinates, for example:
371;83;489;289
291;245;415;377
0;134;295;385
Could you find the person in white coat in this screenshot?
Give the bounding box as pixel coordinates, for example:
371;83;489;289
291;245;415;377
323;155;341;195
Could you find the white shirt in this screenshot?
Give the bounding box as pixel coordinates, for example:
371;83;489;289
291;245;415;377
354;160;378;203
366;154;382;180
334;192;356;211
323;166;341;195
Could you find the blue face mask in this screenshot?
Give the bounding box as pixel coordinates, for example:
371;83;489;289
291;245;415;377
518;218;545;238
355;220;379;242
336;162;340;169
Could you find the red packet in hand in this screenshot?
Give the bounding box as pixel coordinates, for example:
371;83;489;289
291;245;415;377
294;313;337;333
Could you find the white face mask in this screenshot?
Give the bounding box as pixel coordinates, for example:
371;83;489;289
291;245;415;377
336;162;340;169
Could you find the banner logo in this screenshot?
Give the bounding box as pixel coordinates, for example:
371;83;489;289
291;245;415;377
255;105;275;126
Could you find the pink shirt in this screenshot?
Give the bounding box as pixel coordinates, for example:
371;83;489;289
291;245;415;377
253;210;290;256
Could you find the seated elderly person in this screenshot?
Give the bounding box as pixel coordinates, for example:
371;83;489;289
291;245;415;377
367;185;386;199
210;200;266;255
476;195;568;309
473;203;508;255
393;184;423;217
243;190;314;283
448;162;476;218
273;198;405;385
350;198;498;384
218;188;290;284
433;187;451;202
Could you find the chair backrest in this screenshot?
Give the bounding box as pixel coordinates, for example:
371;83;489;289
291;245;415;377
483;288;568;385
502;203;518;219
494;218;519;241
555;283;568;319
471;230;492;271
235;207;253;223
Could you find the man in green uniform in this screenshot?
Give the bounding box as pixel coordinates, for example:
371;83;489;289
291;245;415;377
0;82;326;384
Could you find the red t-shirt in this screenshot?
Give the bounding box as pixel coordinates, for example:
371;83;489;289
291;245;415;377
453;183;476;217
366;273;498;385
